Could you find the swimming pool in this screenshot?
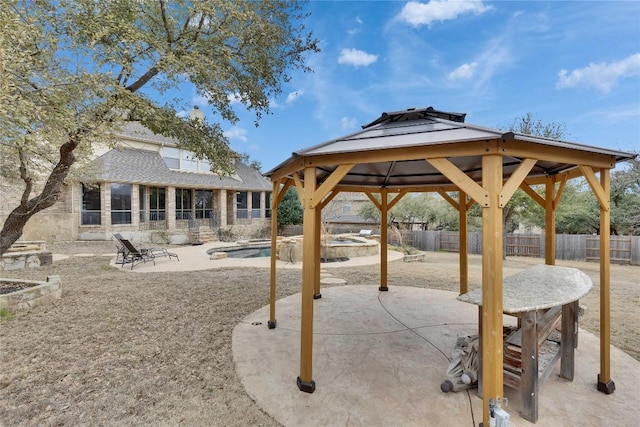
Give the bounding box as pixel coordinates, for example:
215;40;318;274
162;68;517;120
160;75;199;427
207;246;271;258
225;247;270;258
207;234;378;263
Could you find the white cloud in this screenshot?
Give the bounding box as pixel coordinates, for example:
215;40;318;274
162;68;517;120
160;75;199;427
224;126;248;142
556;53;640;93
286;90;304;104
398;0;492;27
227;92;243;105
340;117;358;130
268;97;281;109
447;62;478;80
192;94;210;107
338;48;378;67
348;17;363;35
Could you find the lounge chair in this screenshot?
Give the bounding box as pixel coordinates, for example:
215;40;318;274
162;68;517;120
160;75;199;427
113;234;179;269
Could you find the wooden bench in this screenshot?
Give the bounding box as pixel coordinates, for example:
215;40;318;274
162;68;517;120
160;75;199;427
458;264;592;423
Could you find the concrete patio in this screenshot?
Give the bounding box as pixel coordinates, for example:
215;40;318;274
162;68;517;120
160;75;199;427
233;285;640;427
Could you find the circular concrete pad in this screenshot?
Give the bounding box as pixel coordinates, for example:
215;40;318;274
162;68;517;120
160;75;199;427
233;285;640;427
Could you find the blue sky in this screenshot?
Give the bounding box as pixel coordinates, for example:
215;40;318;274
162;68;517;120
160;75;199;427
185;1;640;172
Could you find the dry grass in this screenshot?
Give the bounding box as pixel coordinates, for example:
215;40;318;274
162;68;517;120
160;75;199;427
0;241;637;426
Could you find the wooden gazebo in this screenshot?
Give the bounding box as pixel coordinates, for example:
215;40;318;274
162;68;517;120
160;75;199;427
264;107;634;425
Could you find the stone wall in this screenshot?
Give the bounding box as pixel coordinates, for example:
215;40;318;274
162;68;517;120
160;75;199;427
1;250;53;271
0;275;62;311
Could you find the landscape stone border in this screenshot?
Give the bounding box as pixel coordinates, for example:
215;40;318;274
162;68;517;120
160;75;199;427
0;276;62;312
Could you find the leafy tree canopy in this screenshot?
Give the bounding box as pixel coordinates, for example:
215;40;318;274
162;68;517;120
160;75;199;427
277;187;303;233
0;0;319;255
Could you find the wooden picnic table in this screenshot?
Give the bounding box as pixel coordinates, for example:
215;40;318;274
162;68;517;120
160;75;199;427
457;264;592;422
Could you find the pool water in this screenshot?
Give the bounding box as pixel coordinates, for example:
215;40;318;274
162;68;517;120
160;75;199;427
210;246;350;263
224;247;271;258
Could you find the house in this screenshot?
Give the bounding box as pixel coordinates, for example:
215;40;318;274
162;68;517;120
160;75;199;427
321;192;377;232
1;109;273;244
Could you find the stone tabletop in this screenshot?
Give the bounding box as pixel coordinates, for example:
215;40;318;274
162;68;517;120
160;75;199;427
457;264;593;314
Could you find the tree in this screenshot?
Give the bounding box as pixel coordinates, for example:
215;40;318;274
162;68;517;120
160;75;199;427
277;187;303;234
0;0;318;255
500;113;568;232
610;156;640;235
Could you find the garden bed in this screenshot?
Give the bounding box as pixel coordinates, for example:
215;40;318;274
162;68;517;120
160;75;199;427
0;276;61;311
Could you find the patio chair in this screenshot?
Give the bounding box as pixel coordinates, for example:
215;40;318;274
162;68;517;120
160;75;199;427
113;234;156;269
113;234;179;269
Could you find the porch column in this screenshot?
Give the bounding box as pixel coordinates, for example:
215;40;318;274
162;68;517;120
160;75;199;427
132;184;140;229
102;183;111;231
481;154;504;427
247;191;253;221
298;167;317;393
167;187;176;230
219;189;227;227
260;191;266;219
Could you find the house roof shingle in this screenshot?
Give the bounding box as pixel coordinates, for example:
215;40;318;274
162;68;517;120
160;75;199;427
88;148;270;191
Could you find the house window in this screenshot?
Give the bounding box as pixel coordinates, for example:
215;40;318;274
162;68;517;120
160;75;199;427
162;146;212;173
81;184;101;225
199;159;212;173
139;186;146;223
251;192;261;218
181;150;198;171
162;147;180;169
175;188;192;220
195;190;213;219
236;191;248;219
111;183;132;224
265;192;272;218
149;187;166;221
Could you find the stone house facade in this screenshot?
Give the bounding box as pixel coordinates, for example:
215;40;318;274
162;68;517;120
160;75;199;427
1;116;272;244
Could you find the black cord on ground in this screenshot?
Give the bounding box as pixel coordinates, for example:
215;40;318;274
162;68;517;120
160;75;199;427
377;290;477;427
377;291;450;362
466;389;476;427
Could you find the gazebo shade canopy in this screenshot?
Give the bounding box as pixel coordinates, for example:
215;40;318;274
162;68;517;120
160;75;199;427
266;107;634;189
264;106;635;426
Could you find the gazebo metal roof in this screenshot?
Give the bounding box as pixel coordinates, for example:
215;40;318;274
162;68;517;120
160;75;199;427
266;106;633;189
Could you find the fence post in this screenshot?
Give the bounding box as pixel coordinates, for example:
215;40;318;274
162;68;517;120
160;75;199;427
632;236;640;266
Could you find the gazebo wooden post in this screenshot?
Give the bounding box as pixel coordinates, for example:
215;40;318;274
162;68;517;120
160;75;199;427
437;188;470;295
314;207;322;299
579;164;616;394
459;190;469;295
297;167;317;393
597;168;615;394
544;177;556;265
379;188;389;291
268;180;280;329
481;154;505;427
268;179;292;329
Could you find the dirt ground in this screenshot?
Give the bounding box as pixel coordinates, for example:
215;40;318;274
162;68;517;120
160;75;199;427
0;241;638;427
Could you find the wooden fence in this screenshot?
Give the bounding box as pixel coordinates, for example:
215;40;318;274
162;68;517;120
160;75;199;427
400;231;639;266
283;225;640;265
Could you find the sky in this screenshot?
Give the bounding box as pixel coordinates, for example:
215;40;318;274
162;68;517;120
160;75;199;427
182;1;640;172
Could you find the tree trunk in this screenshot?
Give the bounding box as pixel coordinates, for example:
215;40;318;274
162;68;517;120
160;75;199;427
0;138;78;257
